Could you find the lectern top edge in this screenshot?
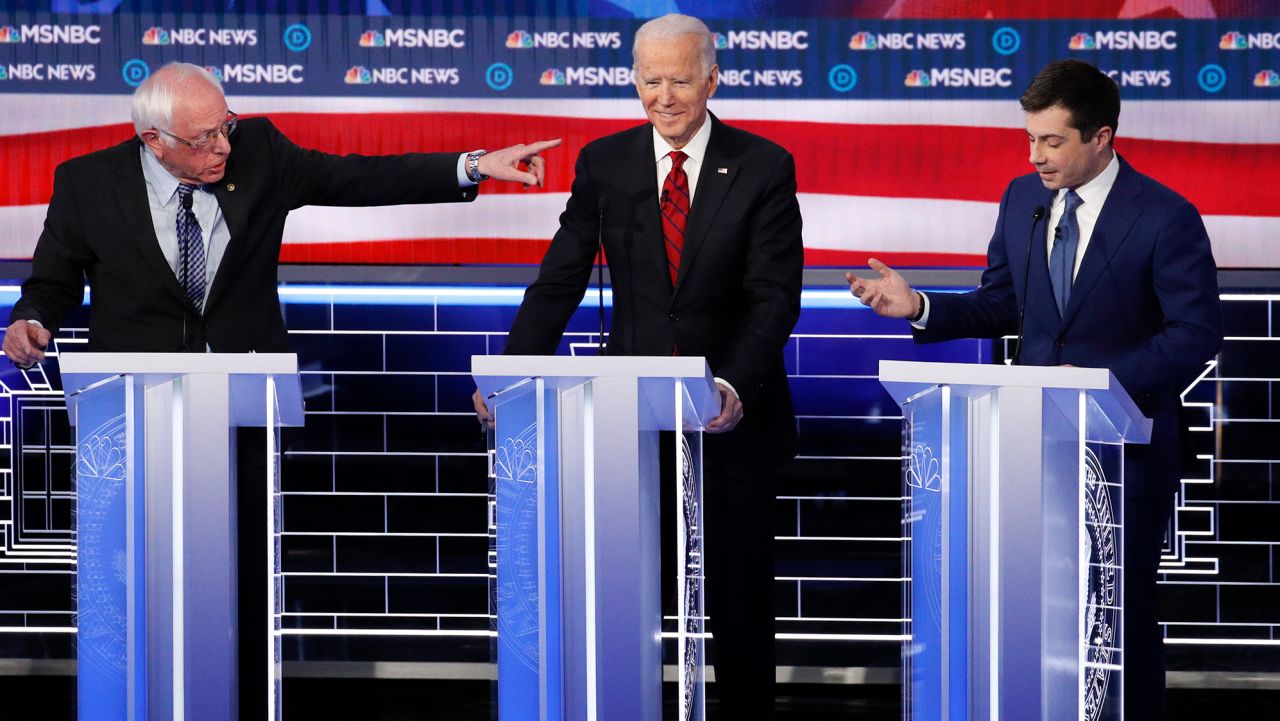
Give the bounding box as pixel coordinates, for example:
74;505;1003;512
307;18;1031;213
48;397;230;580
472;354;712;380
58;352;299;377
879;359;1113;391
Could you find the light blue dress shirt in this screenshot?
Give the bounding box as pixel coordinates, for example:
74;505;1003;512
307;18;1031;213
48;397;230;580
139;145;231;307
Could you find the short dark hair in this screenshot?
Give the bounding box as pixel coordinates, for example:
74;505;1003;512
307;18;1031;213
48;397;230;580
1020;59;1120;144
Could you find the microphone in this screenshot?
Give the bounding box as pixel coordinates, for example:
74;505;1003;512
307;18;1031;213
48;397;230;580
1013;205;1046;365
660;188;669;206
181;192;193;211
596;198;607;355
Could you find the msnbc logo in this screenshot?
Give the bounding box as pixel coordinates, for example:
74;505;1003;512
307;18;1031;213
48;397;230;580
713;32;727;49
204;65;223;82
142;27;170;45
1256;70;1280;87
849;32;876;50
344;66;373;84
904;70;931;87
539;68;566;85
359;30;385;47
1069;33;1096;50
0;26;20;42
506;31;532;48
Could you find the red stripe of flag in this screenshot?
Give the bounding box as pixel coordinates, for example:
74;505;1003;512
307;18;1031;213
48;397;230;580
2;114;1276;218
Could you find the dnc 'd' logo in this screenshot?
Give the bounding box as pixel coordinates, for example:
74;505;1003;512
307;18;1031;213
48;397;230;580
1256;69;1280;88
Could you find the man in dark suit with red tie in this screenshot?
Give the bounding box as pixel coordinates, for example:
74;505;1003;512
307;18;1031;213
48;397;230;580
474;13;803;718
848;59;1223;719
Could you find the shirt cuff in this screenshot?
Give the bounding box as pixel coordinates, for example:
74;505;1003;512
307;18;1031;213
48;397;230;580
910;292;931;330
713;377;740;405
457;153;476;188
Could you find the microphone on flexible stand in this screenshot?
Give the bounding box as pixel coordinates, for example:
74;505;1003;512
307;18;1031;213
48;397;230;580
1013;205;1046;365
660;188;669;206
181;192;193;211
596;198;608;355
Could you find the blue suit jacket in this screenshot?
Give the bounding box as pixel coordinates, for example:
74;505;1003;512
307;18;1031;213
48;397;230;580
916;156;1223;489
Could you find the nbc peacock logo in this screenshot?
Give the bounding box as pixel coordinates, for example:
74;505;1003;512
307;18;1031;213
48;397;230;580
506;31;532;48
849;32;876;50
0;26;21;43
1220;31;1247;50
142;27;170;45
539;68;566;85
359;30;385;48
904;69;931;87
203;65;223;82
1069;33;1096;50
344;66;373;84
1255;69;1280;87
713;32;727;49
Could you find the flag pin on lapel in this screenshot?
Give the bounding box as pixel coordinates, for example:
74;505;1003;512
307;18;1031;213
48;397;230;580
226;183;236;192
717;167;728;174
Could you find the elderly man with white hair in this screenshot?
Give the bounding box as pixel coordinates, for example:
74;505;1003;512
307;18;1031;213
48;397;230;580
5;61;557;362
476;13;803;717
3;60;559;721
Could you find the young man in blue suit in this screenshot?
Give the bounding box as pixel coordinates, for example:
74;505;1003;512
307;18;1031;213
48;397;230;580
848;59;1222;719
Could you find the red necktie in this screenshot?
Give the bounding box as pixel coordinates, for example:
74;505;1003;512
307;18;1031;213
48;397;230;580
660;151;689;288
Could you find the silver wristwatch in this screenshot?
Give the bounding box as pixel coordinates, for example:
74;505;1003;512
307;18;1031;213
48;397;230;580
466;149;488;183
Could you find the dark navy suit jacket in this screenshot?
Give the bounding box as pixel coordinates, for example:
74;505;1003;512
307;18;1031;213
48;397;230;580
917;155;1223;492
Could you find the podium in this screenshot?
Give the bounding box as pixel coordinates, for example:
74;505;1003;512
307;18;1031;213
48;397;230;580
59;353;305;721
879;361;1151;721
472;356;721;721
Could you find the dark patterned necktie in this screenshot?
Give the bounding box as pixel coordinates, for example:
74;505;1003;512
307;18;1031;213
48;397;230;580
1049;189;1083;314
176;182;206;313
660;151;690;288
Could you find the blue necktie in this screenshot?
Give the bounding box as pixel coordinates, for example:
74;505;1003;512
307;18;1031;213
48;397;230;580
175;183;206;313
1049;189;1084;315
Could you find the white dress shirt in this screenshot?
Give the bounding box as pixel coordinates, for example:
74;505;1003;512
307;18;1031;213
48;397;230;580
653;116;712;205
648;118;738;405
914;151;1120;328
1047;151;1119;280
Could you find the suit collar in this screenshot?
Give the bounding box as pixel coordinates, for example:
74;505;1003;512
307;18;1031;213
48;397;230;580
1058;155;1145;328
674;112;739;293
205;153;249;314
113;139;189;308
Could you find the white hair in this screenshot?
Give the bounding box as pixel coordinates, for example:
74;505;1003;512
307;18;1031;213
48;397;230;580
632;13;716;76
131;62;225;144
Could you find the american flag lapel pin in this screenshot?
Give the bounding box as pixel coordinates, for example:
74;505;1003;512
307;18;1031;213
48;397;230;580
717;167;728;174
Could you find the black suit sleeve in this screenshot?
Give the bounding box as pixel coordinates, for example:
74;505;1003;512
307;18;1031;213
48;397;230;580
714;150;804;406
11;163;93;336
255;118;477;210
503;145;602;355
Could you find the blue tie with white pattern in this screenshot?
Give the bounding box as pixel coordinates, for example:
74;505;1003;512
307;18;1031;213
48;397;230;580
1049;189;1083;315
175;183;206;313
